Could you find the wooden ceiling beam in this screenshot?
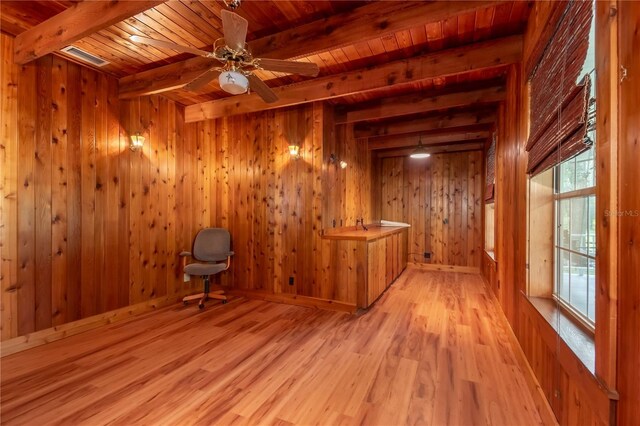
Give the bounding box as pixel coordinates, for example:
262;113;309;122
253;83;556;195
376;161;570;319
376;142;486;158
183;36;520;122
368;130;491;151
354;109;497;139
118;0;502;99
13;0;167;65
341;86;505;124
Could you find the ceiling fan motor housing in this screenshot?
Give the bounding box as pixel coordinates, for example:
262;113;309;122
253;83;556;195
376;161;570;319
219;70;249;95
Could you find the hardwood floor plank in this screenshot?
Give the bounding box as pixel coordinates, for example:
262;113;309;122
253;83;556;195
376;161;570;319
0;267;544;425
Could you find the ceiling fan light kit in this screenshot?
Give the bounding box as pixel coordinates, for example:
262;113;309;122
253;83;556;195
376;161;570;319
219;70;249;95
130;10;319;104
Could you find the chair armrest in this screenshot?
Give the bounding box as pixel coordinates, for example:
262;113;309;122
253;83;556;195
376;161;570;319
179;251;192;257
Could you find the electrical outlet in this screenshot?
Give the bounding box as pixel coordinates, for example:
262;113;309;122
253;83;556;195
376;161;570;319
289;276;295;286
183;273;190;283
423;252;431;259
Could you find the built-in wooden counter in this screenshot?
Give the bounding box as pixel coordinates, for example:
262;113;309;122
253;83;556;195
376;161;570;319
322;226;408;309
322;226;408;241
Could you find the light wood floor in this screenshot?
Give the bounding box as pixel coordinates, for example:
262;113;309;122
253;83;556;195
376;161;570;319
1;267;543;425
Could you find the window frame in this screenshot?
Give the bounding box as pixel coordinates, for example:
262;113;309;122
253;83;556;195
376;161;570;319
552;162;596;333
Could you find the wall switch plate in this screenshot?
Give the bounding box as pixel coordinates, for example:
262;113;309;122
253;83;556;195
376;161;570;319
183;273;190;282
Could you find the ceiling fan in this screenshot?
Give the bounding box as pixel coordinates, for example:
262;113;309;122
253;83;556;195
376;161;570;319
130;10;319;103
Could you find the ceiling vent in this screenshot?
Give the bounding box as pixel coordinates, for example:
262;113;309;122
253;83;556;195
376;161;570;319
60;46;109;67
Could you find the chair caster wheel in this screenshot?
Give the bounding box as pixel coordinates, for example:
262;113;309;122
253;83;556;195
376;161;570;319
222;299;228;304
198;303;205;309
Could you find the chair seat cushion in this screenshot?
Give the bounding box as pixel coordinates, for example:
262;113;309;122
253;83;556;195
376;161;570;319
184;262;227;276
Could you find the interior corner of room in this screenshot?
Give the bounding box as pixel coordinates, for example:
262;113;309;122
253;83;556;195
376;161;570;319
0;0;638;425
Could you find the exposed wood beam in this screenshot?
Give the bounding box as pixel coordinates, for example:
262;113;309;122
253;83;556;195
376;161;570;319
13;0;167;65
342;86;505;124
354;110;496;138
376;142;485;158
118;1;502;98
183;36;520;122
368;130;491;150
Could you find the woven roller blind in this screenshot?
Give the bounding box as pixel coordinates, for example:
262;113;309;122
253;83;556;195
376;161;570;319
485;136;496;202
526;0;593;176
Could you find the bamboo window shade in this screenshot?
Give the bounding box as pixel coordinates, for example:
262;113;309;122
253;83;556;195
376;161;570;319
485;136;496;202
526;0;594;176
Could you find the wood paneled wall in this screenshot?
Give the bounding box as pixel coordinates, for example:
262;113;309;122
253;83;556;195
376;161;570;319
375;152;482;269
485;1;637;424
184;103;372;302
0;33;204;341
616;1;640;423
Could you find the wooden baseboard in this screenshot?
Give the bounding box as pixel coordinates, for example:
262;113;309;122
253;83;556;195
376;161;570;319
228;290;356;314
0;290;194;357
504;320;559;426
408;262;481;274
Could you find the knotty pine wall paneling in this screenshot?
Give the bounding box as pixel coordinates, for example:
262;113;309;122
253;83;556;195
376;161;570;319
377;152;482;269
0;33;205;341
616;0;640;422
187;102;372;304
489;2;624;423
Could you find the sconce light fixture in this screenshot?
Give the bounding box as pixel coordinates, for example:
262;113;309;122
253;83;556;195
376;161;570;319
130;133;145;151
288;144;300;158
329;153;348;169
409;137;430;159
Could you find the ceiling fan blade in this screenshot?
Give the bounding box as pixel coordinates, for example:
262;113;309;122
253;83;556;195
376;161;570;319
257;58;319;77
130;35;210;57
184;69;220;91
247;74;278;104
221;10;248;51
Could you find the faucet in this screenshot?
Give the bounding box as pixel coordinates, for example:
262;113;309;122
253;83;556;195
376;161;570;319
356;217;368;231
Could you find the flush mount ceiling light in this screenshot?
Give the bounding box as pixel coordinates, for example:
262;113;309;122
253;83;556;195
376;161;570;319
410;138;431;159
218;70;249;95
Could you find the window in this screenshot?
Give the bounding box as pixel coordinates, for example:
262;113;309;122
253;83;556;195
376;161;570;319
554;145;596;328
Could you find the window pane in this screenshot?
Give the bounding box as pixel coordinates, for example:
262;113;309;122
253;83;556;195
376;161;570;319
559;156;576;193
587;258;596;322
558;249;571;301
588;195;596;257
570;253;589;317
575;146;595;190
570;197;589;254
558;199;571;249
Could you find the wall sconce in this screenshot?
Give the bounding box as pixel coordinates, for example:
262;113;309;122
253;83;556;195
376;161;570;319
329;153;347;169
288;144;300;158
130;133;145;151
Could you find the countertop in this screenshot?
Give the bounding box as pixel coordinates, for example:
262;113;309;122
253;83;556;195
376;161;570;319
321;226;409;241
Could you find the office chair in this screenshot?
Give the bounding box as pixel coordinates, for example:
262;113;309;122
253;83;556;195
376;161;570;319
179;228;234;309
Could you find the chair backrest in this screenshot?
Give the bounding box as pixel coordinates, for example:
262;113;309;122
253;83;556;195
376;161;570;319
193;228;231;262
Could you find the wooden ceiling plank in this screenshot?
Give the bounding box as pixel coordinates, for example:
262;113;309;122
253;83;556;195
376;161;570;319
119;0;504;98
377;141;485;158
102;26;173;65
354;110;497;139
181;35;519;122
341;86;506;124
160;1;222;43
369;131;490;150
13;0;167;64
138;6;207;48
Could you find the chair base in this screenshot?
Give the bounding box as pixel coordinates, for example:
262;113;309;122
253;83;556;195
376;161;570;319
183;275;227;309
